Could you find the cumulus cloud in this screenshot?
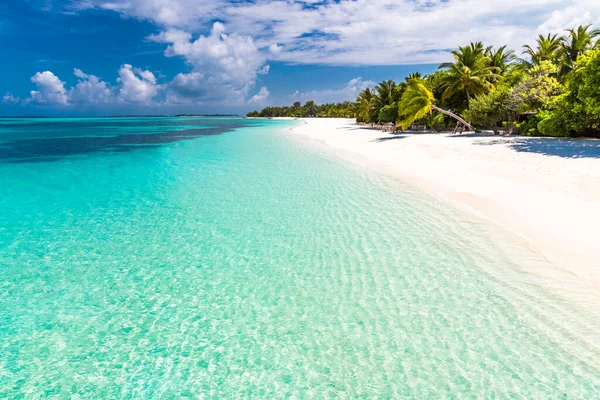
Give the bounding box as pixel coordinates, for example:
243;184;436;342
291;77;375;104
536;0;600;34
248;86;270;105
28;71;69;105
166;72;205;100
152;22;268;103
70;68;112;104
117;64;159;104
73;68;89;79
2;93;20;104
164;72;238;104
20;66;161;108
84;0;600;66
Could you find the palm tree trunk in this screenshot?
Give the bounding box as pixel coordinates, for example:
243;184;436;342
466;88;471;110
431;104;477;132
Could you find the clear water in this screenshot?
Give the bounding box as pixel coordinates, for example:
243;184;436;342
0;117;599;398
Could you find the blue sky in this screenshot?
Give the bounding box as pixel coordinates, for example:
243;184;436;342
1;0;597;116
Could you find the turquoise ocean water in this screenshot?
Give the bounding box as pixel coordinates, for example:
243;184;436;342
0;117;599;398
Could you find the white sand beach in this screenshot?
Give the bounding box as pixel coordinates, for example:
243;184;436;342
290;118;600;291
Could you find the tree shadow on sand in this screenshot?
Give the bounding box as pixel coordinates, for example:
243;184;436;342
475;137;600;159
372;135;407;143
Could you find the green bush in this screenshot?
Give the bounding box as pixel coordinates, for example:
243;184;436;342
378;103;399;123
465;85;511;127
517;115;542;136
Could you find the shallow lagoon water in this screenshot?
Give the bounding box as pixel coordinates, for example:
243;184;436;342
1;117;599;397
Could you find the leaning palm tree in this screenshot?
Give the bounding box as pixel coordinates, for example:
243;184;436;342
522;33;563;66
438;43;501;110
557;24;600;77
398;79;475;131
404;72;422;83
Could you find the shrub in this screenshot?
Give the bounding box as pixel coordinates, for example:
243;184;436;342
378;103;399;123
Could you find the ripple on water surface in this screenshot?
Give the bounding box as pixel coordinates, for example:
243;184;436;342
0;118;599;398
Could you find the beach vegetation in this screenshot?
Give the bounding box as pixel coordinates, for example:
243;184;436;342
557;25;600;79
248;24;600;136
357;88;375;123
464;85;512;128
378;104;400;123
398;79;475;131
246;100;358;119
438;42;503;110
522;34;563;67
537;49;600;136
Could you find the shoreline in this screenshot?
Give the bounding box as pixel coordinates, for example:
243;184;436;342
286;118;600;295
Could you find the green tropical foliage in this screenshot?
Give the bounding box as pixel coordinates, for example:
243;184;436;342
486;46;517;76
378;104;400;123
397;80;435;130
522;34;563;66
557;25;600;78
246;100;358;118
249;24;600;137
509;61;564;114
356;88;375;123
398;79;475;131
438;42;502;109
464;85;512;127
537;49;600;136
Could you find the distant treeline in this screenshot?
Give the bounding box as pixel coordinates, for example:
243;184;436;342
175;114;239;117
246;101;358;118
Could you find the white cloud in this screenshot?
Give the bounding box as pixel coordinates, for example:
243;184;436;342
117;64;159;104
248;86;270;105
268;43;282;54
291;77;375;104
98;0;224;29
257;64;270;75
21;0;600;108
165;72;212;103
21;66;160;108
28;71;69;105
70;68;113;104
73;68;89;79
536;0;600;34
83;0;600;66
153;22;268;103
2;93;20;104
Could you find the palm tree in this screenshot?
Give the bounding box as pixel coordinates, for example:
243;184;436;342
356;88;375;122
398;79;475;131
522;33;563;66
440;42;487;70
373;80;401;110
404;72;422;83
557;24;600;76
486;45;517;75
370;80;403;123
438;42;501;110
